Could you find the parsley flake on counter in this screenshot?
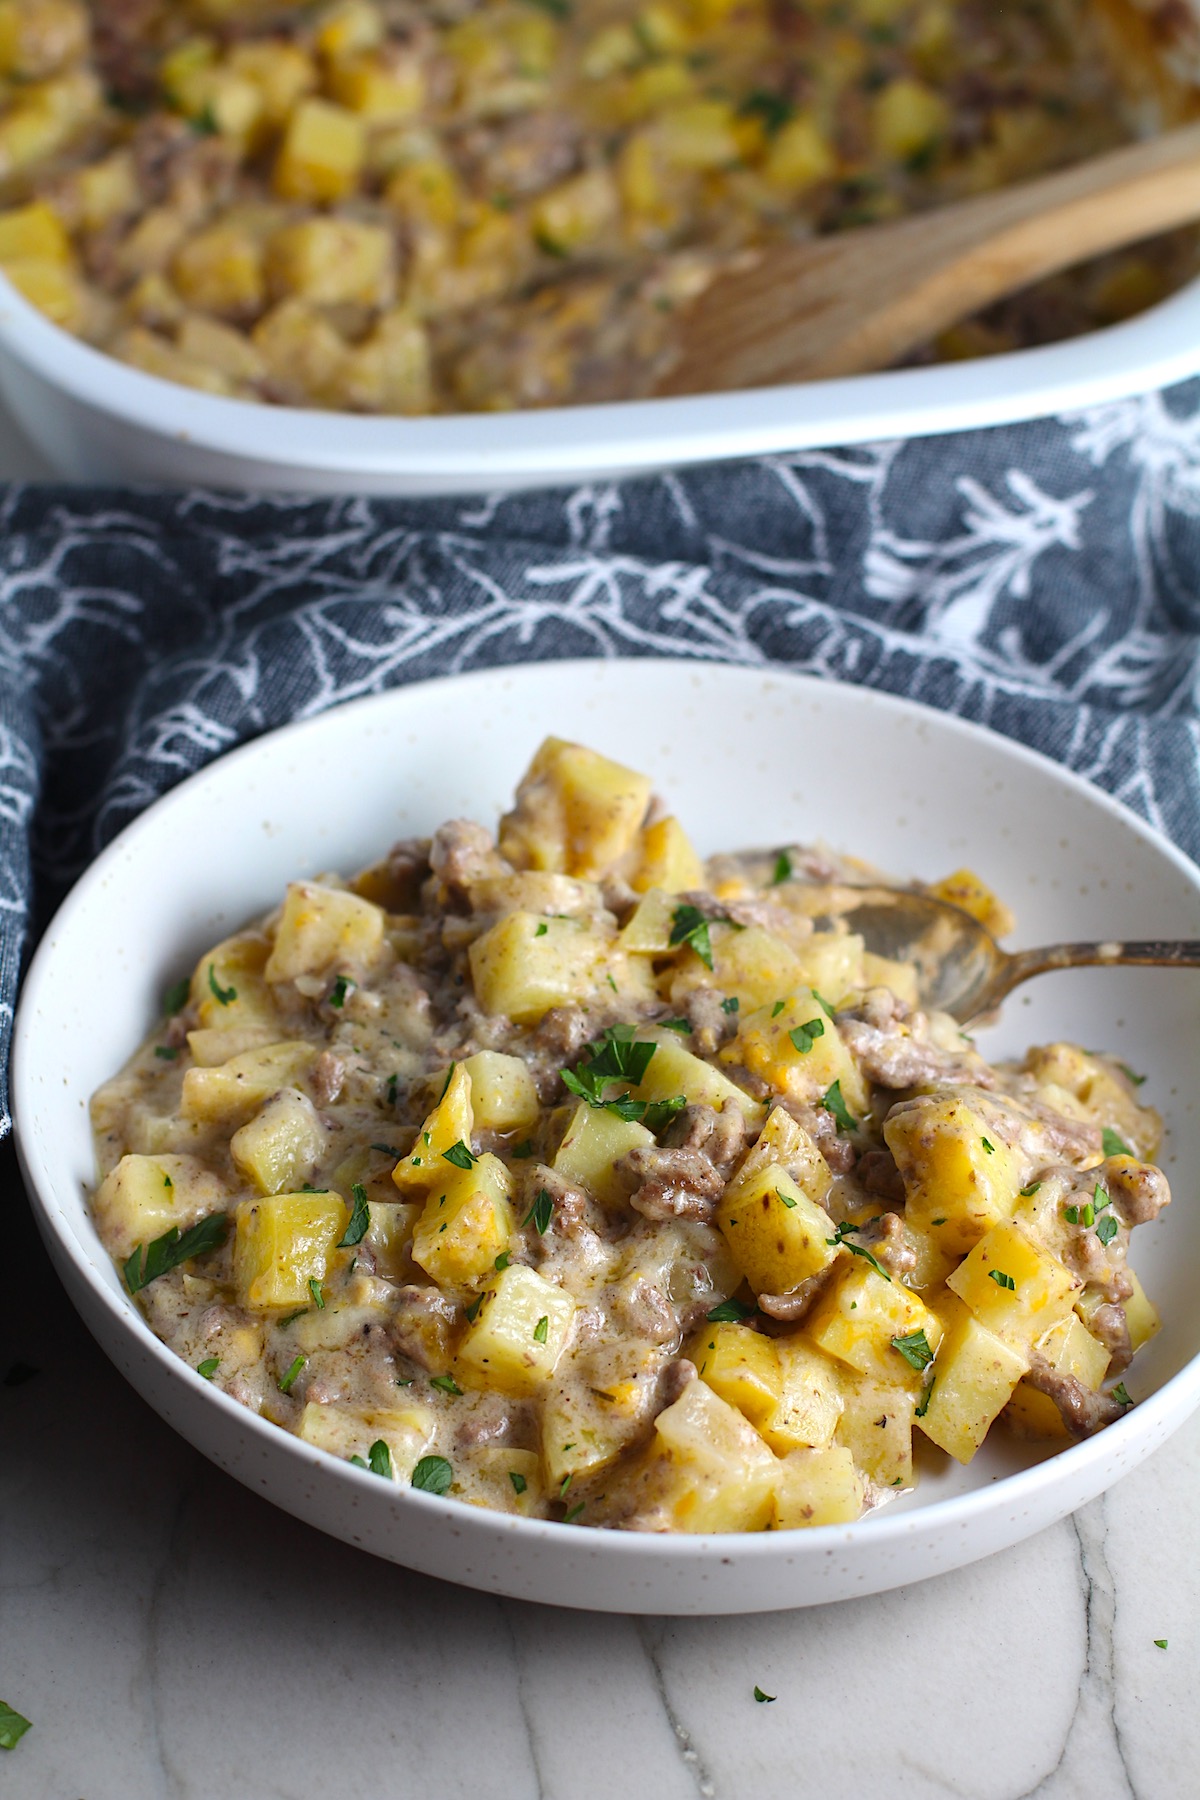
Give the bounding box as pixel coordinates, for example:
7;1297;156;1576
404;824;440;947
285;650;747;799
0;1702;32;1750
707;1297;755;1323
510;1471;528;1494
1154;1639;1168;1649
1112;1383;1134;1408
412;1454;454;1494
669;904;714;970
771;850;793;884
789;1018;825;1055
533;1315;550;1344
338;1184;370;1247
820;1079;856;1134
123;1211;229;1294
197;1357;220;1379
431;1374;463;1395
525;1188;554;1235
1102;1127;1133;1158
1096;1214;1119;1247
329;975;353;1008
206;963;237;1006
988;1269;1016;1290
278;1354;306;1394
443;1140;477;1170
891;1329;934;1371
162;977;190;1015
753;1686;776;1704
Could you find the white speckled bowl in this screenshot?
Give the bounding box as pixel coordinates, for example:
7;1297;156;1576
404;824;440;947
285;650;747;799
12;660;1200;1612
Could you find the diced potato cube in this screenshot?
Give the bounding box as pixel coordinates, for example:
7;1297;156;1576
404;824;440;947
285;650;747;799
234;1191;349;1309
691;1322;781;1431
722;989;868;1119
629;1031;764;1126
1122;1270;1161;1352
190;933;276;1032
266;217;393;307
410;1152;515;1289
788;933;865;1004
916;1297;1030;1463
872;77;949;160
774;1446;866;1527
180;1041;316;1124
338;306;431;414
274;98;365;202
670;923;805;1014
762;113;836;190
227;40;317;126
927;868;1014;939
806;1261;943;1386
759;1336;844;1452
725;1106;831;1204
836;1372;917;1490
717;1161;839;1298
552;1100;654;1209
363;1199;419;1281
947;1220;1079;1347
176;314;267;386
392;1062;474;1192
187;1025;278;1066
651;1379;778;1533
172;222;265;319
457;1263;577;1395
620;887;680;955
540;1359;655;1485
0;255;82;327
532;166;618;255
631;817;704;895
1020;1043;1160;1162
265;881;385;982
93;1152;228;1260
316;0;384;61
0;0;89;80
498;737;652;878
230;1087;327;1195
1006;1312;1111;1439
298;1400;432;1478
884;1090;1025;1254
455;1446;544;1514
461;1050;539;1133
0;199;69;265
252;299;347;404
329;49;424;119
860;951;919;1008
656;99;740;170
469;911;646;1024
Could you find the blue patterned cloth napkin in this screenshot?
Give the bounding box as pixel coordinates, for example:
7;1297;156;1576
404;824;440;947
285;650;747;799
2;380;1199;1133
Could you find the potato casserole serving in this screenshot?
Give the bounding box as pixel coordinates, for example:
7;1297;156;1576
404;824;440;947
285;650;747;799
0;0;1197;412
88;738;1169;1533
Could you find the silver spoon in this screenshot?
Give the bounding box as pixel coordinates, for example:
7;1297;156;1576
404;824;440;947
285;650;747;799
831;886;1200;1025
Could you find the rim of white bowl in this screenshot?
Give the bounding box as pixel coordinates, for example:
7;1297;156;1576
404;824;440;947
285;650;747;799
12;662;1200;1560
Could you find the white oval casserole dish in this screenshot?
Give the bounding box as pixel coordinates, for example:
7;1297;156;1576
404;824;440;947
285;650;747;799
12;659;1200;1613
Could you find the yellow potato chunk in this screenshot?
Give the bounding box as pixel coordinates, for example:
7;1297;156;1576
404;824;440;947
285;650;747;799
872;77;949;160
788;932;865;1003
180;1041;316;1124
619;887;677;954
227;39;316;126
266;217;393;307
650;1379;778;1533
191;933;276;1032
916;1297;1030;1463
461;1050;539;1133
298;1401;433;1479
1021;1043;1160;1162
274;98;365;201
265;881;385;982
671;923;806;1013
0;254;82;326
773;1446;866;1527
455;1446;544;1515
1005;1313;1111;1439
469;911;649;1023
721;989;869;1120
328;49;424;119
806;1261;943;1386
234;1191;350;1309
457;1263;577;1395
860;952;919;1008
927;868;1015;940
628;1031;763;1126
363;1200;420;1282
0;198;69;265
762;113;837;191
884;1090;1025;1254
552;1100;654;1210
716;1162;839;1298
93;1153;228;1260
171;223;266;319
726;1107;832;1206
392;1062;474;1192
836;1372;917;1490
946;1220;1079;1348
410;1152;515;1289
691;1322;781;1431
230;1087;328;1195
631;816;704;895
498;737;652;877
759;1337;845;1453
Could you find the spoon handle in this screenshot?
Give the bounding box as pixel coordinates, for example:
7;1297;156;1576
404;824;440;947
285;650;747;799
975;938;1200;1017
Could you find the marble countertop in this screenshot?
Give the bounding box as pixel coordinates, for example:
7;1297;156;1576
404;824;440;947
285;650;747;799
1;403;1197;1800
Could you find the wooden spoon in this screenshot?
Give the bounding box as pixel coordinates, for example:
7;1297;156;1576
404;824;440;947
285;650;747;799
656;120;1200;396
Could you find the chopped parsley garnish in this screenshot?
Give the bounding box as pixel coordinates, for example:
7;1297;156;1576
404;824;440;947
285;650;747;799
669;904;714;970
915;1375;935;1418
820;1079;856;1134
124;1211;228;1294
206;963;236;1006
789;1017;825;1055
439;1063;457;1101
154;1045;179;1060
443;1140;477;1170
277;1307;307;1327
1096;1214;1119;1247
753;1685;777;1704
988;1269;1016;1291
812;991;838;1021
825;1221;892;1282
661;1018;691;1034
1112;1382;1133;1408
1065;1201;1094;1227
163;977;190;1015
533;1315;549;1344
0;1702;32;1750
707;1297;755;1323
306;1279;324;1310
494;1251;511;1270
386;1073;398;1107
1019;1182;1042;1198
1120;1064;1147;1087
329;975;353;1008
891;1329;934;1371
337;1184;370;1247
559;1473;573;1498
367;1439;392;1478
510;1471;528;1494
197;1357;220;1379
524;1188;554;1235
430;1374;463;1395
370;1143;397;1157
771;850;793;884
771;999;785;1018
776;1188;798;1210
511;1139;535;1159
721;995;739;1014
1102;1127;1133;1158
1154;1639;1168;1649
742;87;795;138
278;1354;306;1394
561;1026;685;1130
411;1454;454;1494
564;1501;586;1524
464;1295;484;1323
981;1137;995;1155
535;922;549;937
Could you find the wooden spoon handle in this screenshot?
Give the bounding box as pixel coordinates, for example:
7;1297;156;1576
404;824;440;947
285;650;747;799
659;121;1200;396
